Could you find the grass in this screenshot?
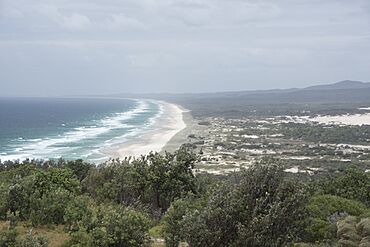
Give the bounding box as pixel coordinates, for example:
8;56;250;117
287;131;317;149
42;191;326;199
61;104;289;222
149;224;164;239
149;224;188;247
0;221;188;247
0;220;69;247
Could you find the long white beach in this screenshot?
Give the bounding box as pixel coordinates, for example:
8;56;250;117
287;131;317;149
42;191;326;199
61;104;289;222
104;100;187;158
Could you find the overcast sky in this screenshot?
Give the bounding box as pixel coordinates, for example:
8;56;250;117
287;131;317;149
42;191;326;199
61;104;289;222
0;0;369;96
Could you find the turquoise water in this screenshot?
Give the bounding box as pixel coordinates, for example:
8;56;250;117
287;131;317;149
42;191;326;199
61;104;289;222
0;97;162;162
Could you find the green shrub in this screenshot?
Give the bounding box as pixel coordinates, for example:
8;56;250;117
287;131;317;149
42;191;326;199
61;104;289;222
163;198;198;247
92;205;151;247
305;195;369;242
64;204;151;247
0;185;8;220
60;229;92;247
0;228;18;247
64;196;94;232
16;230;48;247
29;188;73;226
318;168;370;207
179;164;309;247
308;195;368;219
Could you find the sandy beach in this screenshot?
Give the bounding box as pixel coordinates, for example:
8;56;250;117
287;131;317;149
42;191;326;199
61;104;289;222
104;100;189;158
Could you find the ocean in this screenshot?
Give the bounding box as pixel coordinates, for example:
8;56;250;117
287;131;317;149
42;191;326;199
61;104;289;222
0;97;162;162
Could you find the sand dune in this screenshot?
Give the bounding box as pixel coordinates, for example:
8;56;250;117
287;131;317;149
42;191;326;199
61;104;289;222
309;113;370;126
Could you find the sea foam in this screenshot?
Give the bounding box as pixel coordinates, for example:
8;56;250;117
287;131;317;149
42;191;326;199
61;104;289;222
0;99;162;162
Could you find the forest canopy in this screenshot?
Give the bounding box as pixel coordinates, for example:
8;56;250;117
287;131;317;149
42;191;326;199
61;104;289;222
0;148;369;247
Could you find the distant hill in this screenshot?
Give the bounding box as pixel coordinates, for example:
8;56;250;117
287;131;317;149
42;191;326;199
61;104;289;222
109;80;370;101
303;80;370;91
154;80;370;103
106;80;370;117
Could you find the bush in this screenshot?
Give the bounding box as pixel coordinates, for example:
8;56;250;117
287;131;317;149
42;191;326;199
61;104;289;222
64;204;151;247
6;167;81;223
64;196;94;232
163;198;198;247
318;168;370;207
0;185;8;219
308;195;368;219
29;188;73;226
7;176;35;220
16;230;48;247
60;229;93;247
178;164;309;247
92;205;151;247
305;195;369;242
82;148;197;212
0;228;18;247
65;160;93;182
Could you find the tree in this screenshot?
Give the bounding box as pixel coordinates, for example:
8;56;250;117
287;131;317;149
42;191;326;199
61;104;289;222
81;148;197;213
318;168;370;206
113;159;148;206
81;204;151;247
163;198;198;247
64;195;94;232
7;176;35;219
179;164;309;247
60;203;152;247
29;187;73;226
0;184;8;219
82;164;118;203
65;160;93;182
147;149;197;211
33;168;80;196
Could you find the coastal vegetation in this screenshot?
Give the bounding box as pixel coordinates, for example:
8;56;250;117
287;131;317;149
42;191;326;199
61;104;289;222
1;96;370;246
181;112;370;175
0;149;369;246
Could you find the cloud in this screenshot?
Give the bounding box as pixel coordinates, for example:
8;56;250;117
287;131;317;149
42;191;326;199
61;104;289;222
103;14;145;30
153;0;280;27
231;2;281;23
1;7;24;18
0;0;369;95
57;13;91;31
38;6;91;31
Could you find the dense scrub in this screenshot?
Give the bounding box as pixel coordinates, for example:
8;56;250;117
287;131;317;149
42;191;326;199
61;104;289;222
164;165;309;247
0;148;369;246
281;123;370;145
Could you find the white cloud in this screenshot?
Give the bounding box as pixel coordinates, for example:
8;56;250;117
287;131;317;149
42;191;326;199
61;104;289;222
57;13;91;31
38;6;91;31
0;0;369;95
1;7;24;18
103;14;145;30
150;0;280;27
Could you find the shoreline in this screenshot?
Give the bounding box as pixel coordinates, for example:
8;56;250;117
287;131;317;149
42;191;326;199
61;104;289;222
160;109;199;154
103;100;190;158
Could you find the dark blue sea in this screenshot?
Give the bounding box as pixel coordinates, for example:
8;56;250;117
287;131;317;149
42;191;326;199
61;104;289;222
0;97;162;162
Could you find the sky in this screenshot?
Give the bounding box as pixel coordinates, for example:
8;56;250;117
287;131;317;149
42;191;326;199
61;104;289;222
0;0;370;96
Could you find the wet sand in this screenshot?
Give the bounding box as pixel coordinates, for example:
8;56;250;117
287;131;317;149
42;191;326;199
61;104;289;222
104;101;189;158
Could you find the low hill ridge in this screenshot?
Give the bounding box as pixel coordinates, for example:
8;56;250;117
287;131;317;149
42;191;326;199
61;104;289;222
303;80;370;91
